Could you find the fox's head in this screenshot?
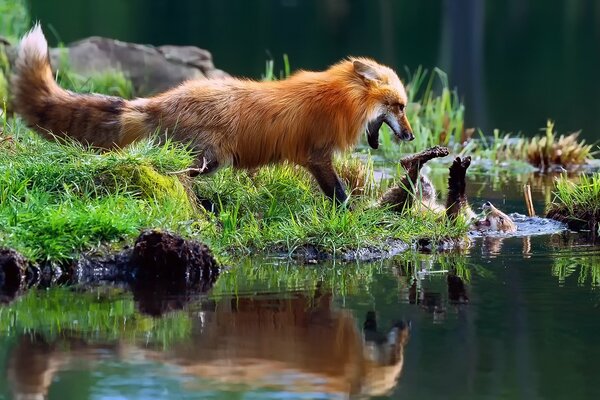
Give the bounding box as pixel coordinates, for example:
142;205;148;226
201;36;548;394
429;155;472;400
351;58;414;149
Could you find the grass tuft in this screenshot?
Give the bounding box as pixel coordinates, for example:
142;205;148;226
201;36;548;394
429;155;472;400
525;121;593;170
194;165;468;256
0;118;200;262
57;66;135;99
546;172;600;232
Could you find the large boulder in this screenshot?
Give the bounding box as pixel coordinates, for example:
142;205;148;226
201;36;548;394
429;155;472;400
49;37;229;95
3;36;229;96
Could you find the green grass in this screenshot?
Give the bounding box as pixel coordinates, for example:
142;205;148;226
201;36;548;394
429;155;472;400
0;115;468;264
465;121;594;172
0;0;29;42
366;68;594;171
55;47;135;98
57;67;135;99
0;117;204;262
0;0;29;107
194;164;468;257
546;173;600;232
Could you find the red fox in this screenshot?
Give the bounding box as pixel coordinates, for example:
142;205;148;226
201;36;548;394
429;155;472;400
12;24;414;203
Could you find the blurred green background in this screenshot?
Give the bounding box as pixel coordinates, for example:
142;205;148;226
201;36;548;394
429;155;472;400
29;0;600;139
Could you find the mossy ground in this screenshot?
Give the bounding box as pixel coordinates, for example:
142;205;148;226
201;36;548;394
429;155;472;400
0;116;469;264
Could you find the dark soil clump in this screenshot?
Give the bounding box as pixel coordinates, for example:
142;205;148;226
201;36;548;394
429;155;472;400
131;229;219;284
546;207;596;232
0;248;28;301
0;230;220;304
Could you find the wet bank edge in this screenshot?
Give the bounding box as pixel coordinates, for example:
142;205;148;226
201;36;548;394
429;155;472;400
0;215;567;299
0;230;219;303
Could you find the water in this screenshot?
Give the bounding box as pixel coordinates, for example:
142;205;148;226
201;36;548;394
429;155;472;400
1;236;599;399
28;0;600;140
1;176;599;399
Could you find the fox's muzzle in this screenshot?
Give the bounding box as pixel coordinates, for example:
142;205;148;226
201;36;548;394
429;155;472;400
386;114;414;142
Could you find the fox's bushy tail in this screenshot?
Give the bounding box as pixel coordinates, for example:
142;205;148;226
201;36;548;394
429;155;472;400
11;24;142;149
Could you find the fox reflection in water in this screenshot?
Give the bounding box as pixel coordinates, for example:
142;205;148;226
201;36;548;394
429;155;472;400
7;288;410;398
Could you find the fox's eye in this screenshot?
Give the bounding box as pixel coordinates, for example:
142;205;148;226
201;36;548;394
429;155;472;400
388;103;405;112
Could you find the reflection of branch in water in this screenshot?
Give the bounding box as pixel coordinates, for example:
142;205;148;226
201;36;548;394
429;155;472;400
392;254;470;323
448;268;470;304
522;236;532;257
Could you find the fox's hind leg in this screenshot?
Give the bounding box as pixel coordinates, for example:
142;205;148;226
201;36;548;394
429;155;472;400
183;146;222;177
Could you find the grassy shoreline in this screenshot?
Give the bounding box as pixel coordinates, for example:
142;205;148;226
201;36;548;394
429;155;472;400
0;116;469;265
546;173;600;233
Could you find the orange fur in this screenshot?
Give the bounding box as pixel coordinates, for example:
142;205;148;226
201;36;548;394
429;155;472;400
12;24;413;201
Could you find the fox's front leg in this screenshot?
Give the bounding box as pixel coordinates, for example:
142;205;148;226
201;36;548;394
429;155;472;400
306;160;348;205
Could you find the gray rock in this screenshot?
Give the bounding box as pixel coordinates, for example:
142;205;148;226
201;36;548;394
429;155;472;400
46;36;229;95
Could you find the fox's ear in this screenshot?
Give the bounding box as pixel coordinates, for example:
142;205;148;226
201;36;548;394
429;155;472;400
353;60;381;83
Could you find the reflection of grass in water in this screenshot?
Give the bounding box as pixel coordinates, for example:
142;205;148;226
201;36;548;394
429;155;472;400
0;287;191;346
213;259;381;297
213;253;473;297
552;256;600;287
395;252;476;283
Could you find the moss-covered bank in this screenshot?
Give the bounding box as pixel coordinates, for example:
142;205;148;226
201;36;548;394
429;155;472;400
0;117;469;265
547;173;600;233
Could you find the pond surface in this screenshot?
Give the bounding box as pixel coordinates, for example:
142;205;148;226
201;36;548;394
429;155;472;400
28;0;600;140
1;175;600;399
